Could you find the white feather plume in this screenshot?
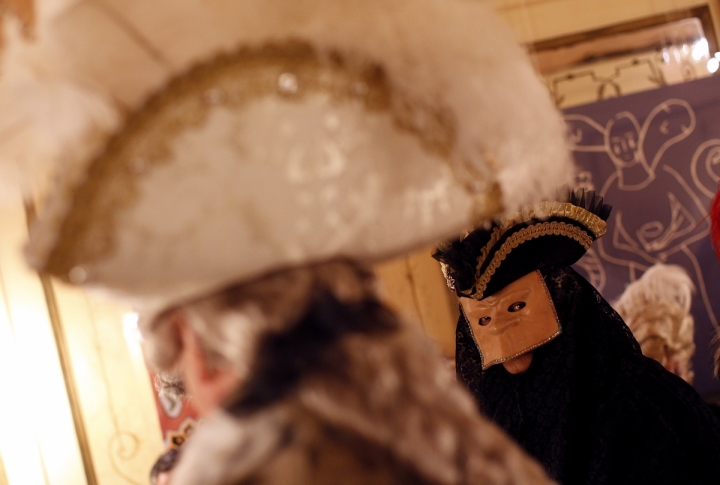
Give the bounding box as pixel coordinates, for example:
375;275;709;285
0;0;571;211
0;5;119;205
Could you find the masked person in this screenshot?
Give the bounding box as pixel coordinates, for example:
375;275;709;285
433;189;720;485
0;1;576;484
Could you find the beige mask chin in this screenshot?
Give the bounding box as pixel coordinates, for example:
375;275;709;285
460;270;561;372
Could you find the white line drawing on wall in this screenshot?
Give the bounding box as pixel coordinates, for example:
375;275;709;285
565;100;719;329
690;139;720;199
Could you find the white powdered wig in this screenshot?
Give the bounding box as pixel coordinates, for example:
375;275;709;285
613;263;696;383
168;315;553;485
614;264;694;319
143;261;553;484
0;0;571;210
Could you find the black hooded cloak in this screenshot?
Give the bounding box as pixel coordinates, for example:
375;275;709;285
456;265;720;484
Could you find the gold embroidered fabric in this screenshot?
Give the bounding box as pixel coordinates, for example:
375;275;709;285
470;221;594;299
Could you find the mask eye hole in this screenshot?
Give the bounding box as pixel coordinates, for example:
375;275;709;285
478;316;492;326
508;301;526;313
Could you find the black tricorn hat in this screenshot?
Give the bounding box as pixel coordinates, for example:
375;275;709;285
432;188;611;299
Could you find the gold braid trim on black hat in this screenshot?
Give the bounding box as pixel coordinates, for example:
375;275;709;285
432;190;612;299
474;202;606;272
468;221;594;299
478;201;607;262
464;202;607;300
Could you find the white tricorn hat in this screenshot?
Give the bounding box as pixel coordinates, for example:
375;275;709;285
0;0;574;312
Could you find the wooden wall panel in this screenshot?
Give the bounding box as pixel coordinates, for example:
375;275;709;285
374;247;459;359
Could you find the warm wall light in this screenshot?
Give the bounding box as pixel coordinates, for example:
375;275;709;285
692;38;710;61
0;194;86;485
0;187;165;485
0;302;48;485
708;57;720;73
123;312;142;345
123;311;145;366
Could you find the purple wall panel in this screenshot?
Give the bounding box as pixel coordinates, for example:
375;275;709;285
564;75;720;396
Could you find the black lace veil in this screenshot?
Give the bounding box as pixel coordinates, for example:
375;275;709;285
457;265;720;484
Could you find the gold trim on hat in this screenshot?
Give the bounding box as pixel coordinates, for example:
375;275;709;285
469;220;595;300
475;202;606;268
467;201;606;292
44;41;474;278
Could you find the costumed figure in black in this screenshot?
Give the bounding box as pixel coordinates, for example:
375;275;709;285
433;189;720;485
